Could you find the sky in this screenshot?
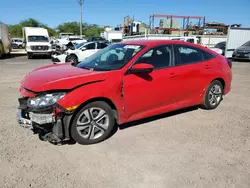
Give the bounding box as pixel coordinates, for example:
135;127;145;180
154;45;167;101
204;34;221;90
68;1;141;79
0;0;250;28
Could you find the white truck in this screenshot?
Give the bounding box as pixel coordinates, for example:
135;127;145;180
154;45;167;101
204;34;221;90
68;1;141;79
0;22;11;58
22;27;52;59
103;31;123;43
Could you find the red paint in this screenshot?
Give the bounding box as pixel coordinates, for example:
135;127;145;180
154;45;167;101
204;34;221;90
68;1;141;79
20;40;232;125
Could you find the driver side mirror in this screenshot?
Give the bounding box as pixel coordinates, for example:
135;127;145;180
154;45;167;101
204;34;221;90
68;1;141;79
82;47;86;51
128;63;154;74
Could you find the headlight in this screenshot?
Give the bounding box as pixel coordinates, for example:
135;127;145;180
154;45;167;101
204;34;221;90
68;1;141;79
27;93;66;108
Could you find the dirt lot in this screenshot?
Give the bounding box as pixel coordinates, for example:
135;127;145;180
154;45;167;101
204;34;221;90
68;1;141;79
0;55;249;188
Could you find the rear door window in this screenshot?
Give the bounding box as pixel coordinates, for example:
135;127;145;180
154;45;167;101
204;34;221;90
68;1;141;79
174;44;214;66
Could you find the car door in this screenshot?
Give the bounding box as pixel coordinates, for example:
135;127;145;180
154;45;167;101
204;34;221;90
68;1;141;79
77;42;97;61
123;44;179;118
171;44;215;104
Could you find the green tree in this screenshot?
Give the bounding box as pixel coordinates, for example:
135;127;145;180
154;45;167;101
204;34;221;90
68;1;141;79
57;22;104;37
9;18;57;38
57;22;82;35
9;19;105;38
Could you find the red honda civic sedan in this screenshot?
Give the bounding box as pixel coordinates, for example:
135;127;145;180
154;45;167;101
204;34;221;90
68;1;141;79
17;40;232;145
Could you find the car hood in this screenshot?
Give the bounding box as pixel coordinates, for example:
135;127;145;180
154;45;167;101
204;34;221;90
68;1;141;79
21;63;109;92
236;46;250;51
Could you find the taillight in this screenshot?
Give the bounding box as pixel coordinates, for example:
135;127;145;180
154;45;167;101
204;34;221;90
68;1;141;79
226;58;232;69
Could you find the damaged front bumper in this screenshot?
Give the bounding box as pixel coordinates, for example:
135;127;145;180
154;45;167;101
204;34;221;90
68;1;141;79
16;97;73;144
17;109;32;128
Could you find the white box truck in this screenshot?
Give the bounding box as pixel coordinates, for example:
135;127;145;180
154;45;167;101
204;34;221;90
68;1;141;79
104;31;123;43
0;22;11;58
225;27;250;58
22;27;52;59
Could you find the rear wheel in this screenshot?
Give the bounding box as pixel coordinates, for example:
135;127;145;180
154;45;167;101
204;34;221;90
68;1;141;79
66;54;78;65
201;80;224;110
71;101;115;145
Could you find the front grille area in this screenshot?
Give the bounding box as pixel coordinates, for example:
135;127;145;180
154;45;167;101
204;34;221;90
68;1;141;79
31;45;49;51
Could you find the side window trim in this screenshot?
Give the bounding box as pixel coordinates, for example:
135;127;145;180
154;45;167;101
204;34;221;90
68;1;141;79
131;44;174;71
173;44;215;67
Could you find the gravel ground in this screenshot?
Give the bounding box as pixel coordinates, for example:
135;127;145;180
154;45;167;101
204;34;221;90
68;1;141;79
0;55;249;188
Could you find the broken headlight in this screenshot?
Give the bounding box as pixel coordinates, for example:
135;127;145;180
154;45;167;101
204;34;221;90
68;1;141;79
27;93;66;108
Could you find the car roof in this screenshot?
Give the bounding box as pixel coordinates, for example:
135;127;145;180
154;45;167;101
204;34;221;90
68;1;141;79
120;40;196;47
120;39;217;55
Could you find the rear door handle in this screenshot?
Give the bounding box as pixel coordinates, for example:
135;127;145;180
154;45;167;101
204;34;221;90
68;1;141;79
169;73;177;78
204;65;212;69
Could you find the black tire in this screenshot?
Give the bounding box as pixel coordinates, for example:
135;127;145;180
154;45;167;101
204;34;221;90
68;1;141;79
27;52;33;59
66;54;78;65
71;101;115;145
201;80;224;110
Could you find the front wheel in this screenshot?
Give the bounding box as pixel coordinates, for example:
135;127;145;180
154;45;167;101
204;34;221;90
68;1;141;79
66;54;78;65
201;80;224;110
71;101;115;145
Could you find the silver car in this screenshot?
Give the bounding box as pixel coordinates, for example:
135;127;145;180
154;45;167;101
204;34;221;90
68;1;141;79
232;41;250;61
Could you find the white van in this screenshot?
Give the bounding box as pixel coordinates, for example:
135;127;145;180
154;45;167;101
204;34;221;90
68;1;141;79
170;36;199;44
22;27;52;59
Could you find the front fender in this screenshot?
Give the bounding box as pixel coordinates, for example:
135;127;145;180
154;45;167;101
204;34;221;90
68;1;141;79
57;79;126;124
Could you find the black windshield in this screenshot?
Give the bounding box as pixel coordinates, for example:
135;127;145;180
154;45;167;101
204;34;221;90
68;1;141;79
76;43;145;71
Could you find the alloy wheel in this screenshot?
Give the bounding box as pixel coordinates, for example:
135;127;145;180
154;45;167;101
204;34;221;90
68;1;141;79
67;55;77;64
208;84;222;106
76;107;109;140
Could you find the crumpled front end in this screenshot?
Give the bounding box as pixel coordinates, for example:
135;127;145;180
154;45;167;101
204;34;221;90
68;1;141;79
17;88;74;144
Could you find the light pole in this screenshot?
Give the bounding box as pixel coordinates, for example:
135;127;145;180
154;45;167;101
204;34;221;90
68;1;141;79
78;0;84;37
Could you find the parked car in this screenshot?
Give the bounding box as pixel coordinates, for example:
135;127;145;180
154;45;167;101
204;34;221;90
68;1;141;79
11;42;18;49
171;36;199;44
210;41;226;55
232;40;250;61
51;41;109;65
54;36;87;55
17;40;232;145
11;38;24;49
67;36;87;45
